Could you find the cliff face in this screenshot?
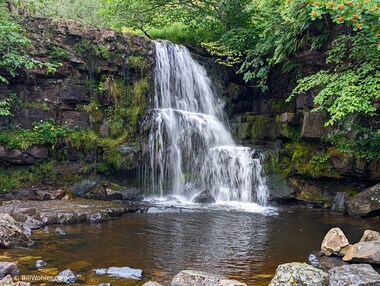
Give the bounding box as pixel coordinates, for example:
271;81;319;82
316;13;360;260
0;17;155;183
0;17;378;201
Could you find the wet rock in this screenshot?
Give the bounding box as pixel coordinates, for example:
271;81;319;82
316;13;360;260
95;266;142;280
10;212;43;230
321;227;349;256
308;252;349;271
0;199;141;226
360;230;380;242
105;185;143;202
54;227;66;236
142;282;164;286
331;192;347;214
98;284;112;286
0;214;33;248
192;190;216;204
72;180;99;197
268;262;328;286
83;185;107;200
55;269;77;284
2;189;39;201
342;240;380;264
328;264;380;286
171;270;247;286
346;183;380;217
36;260;47;269
0;262;19;279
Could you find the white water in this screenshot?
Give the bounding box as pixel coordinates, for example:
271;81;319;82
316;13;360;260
147;41;269;206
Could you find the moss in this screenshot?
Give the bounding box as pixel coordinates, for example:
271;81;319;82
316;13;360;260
250;115;278;140
0;161;59;192
270;100;291;114
128;55;149;75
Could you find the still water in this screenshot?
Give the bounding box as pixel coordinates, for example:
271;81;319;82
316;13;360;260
2;205;380;285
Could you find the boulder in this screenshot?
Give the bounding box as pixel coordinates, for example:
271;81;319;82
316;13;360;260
54;227;66;236
321;227;349;256
0;262;19;279
0;214;33;248
105;185;143;201
72;179;98;197
142;282;164;286
342;240;380;264
0;275;31;286
192;190;216;204
95;266;142;280
268;262;328;286
55;269;77;283
360;230;380;242
346;183;380;217
171;270;247;286
328;264;380;286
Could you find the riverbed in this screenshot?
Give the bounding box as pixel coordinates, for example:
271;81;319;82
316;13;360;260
2;204;379;285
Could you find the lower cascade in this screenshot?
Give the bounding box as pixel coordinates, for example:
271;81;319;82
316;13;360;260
147;40;269;206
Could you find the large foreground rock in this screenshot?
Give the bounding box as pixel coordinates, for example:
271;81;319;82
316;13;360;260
171;270;246;286
343;241;380;264
321;227;350;256
0;214;32;248
268;262;329;286
328;264;380;286
192;190;216;204
95;266;142;280
346;183;380;217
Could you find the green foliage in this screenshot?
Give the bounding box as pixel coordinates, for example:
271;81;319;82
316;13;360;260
0;119;69;149
326;122;380;161
290;32;380;126
0;162;58;192
12;0;107;27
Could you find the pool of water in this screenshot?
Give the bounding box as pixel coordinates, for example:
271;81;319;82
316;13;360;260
2;204;379;285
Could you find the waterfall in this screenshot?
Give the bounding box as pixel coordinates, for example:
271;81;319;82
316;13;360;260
147;40;269;206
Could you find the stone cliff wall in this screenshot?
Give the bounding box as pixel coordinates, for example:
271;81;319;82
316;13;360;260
0;17;155;188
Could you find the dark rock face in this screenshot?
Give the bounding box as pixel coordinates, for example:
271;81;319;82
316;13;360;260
192;189;216;204
328;264;380;286
301;112;331;139
331;192;348;214
346;183;380;217
0;143;49;165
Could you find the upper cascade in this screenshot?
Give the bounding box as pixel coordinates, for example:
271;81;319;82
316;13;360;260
147;40;269;206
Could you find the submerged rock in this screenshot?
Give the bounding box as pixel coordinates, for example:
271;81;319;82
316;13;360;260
359;230;380;242
55;269;77;284
54;227;66;236
321;227;349;256
36;260;47;269
328;264;380;286
268;262;329;286
0;213;33;248
308;252;349;271
346;183;380;217
171;270;246;286
0;262;19;279
95;266;142;280
192;190;216;204
343;240;380;264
